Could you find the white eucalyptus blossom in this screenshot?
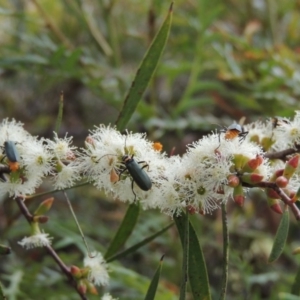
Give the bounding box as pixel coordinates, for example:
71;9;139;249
0;119;51;198
52;162;81;190
273;111;300;150
18;232;53;249
45;133;81;189
46;132;77;161
79;125;165;204
101;293;118;300
84;251;109;287
0;118;30;145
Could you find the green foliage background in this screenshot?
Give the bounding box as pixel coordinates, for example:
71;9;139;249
1;0;300;299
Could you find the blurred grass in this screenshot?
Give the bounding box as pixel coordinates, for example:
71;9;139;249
1;0;300;299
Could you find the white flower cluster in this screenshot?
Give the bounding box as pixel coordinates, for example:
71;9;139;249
0;119;79;200
18;231;53;249
84;251;109;287
3;112;300;216
78;125;270;215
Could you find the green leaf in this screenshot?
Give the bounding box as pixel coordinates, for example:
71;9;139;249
0;280;6;300
174;214;211;300
115;2;173;131
291;262;300;295
104;203;140;259
268;208;289;263
144;255;164;300
54;92;64;133
106;222;173;262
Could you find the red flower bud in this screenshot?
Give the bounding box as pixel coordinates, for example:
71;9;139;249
70;265;82;278
275;176;289;188
274;169;284;178
34;198;54;216
233;184;244;206
227;174;240;187
77;280;87;294
266;188;280;199
242;155;264;173
241;173;264;185
268;198;283;215
283;155;299;179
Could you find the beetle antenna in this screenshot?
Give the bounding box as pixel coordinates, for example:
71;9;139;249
124;133;128;154
95;153;118;163
63;191;96;258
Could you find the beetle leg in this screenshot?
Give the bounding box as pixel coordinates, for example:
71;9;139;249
137;161;150;171
215;127;226;150
238;131;248;143
117;164;128;177
131;179;137;202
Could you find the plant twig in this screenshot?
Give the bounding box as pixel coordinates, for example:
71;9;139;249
242;181;300;220
265;146;300;160
219;202;229;300
15;196;88;300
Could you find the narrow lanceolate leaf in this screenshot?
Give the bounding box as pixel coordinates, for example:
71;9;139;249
291;267;300;296
104;203;140;259
54;91;64;133
115;3;173;131
0;280;6;300
106;223;173;263
268;208;290;263
174;214;211;300
291;264;300;295
144;255;165;300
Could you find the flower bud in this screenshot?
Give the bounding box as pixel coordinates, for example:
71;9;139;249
34;198;54;216
241;173;264;185
232;154;249;171
267;198;283;214
283;155;299;180
291;186;300;202
266;188;280;199
70;265;82;278
227;174;240;187
275;169;284;178
233;184;244;206
261;136;274;151
77;280;87;294
87;282;98;295
55;161;64;172
275;176;289;188
242;155;264;173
